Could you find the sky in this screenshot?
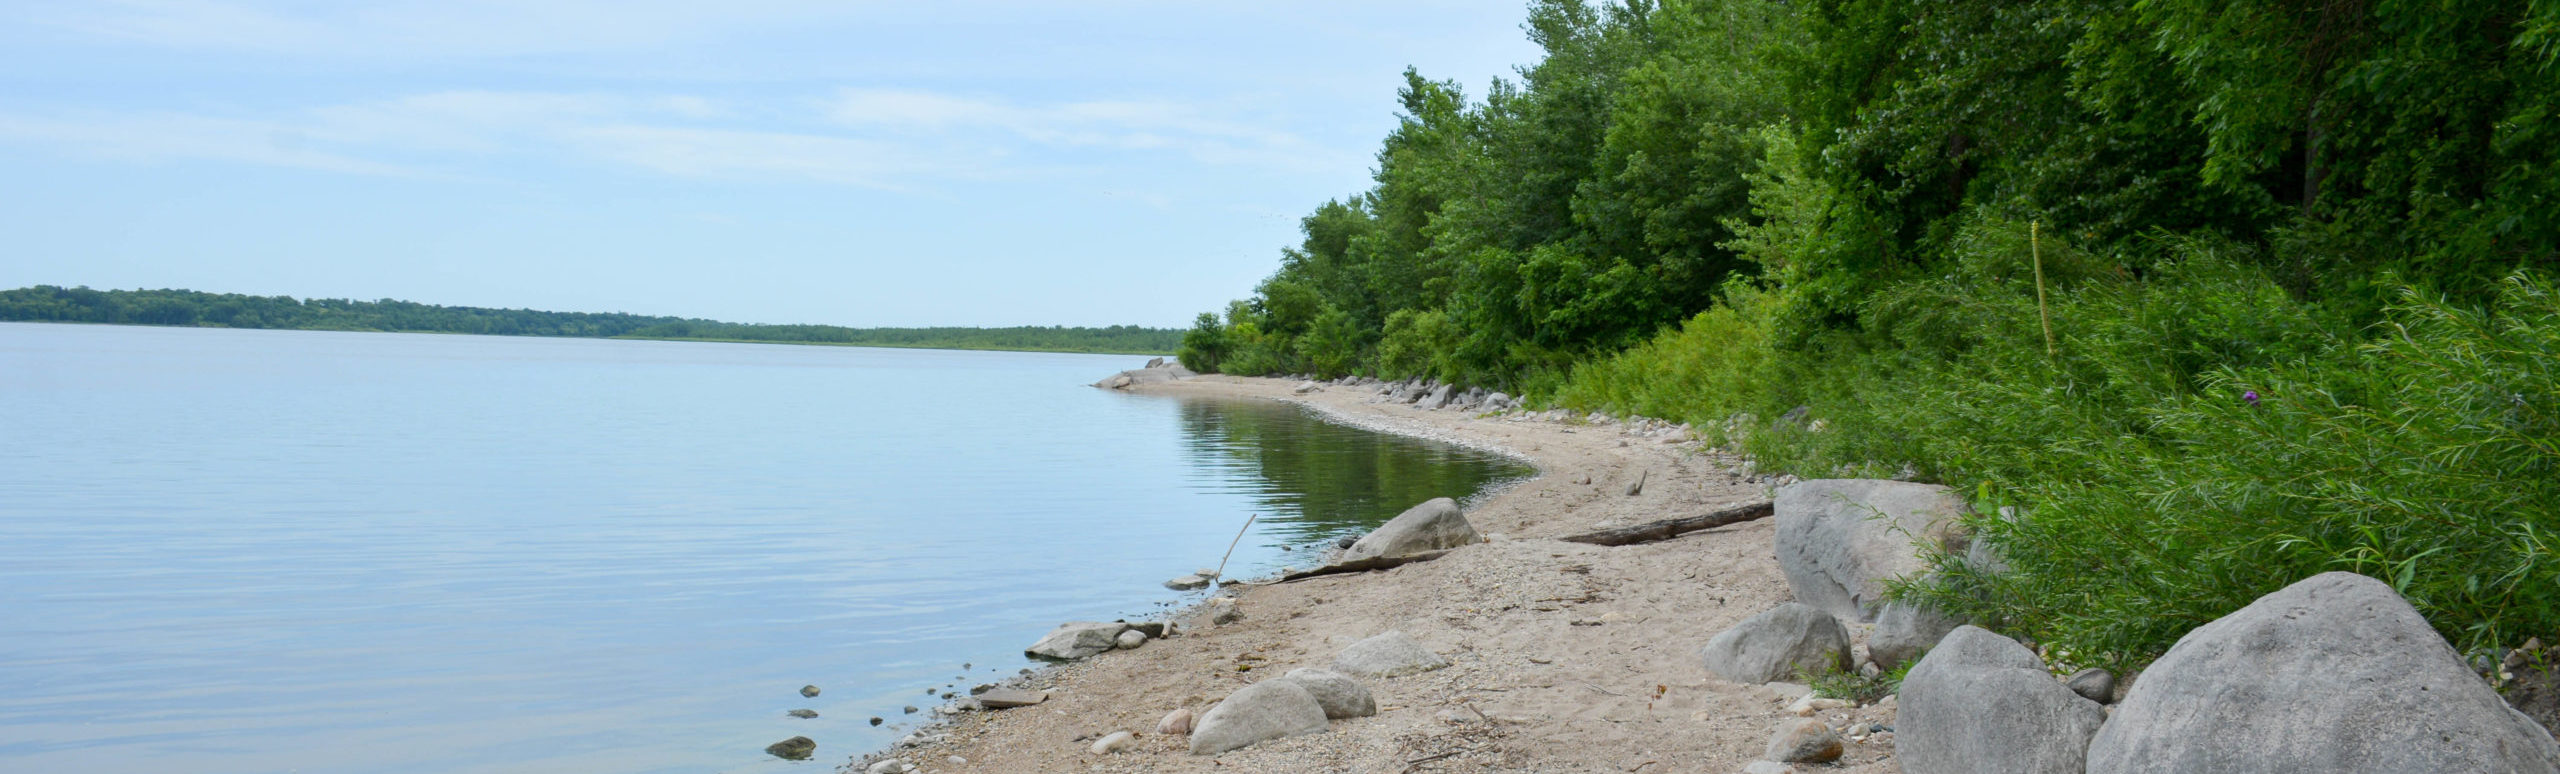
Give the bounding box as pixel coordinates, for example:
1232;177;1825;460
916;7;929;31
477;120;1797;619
0;1;1544;328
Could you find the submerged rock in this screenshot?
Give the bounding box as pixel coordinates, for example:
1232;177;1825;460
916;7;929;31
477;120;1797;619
764;736;815;760
799;685;821;698
785;708;817;719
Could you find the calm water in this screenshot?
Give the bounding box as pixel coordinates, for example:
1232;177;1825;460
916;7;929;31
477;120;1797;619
0;323;1529;774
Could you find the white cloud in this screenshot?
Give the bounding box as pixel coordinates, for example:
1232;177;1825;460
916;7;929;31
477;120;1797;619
827;88;1348;173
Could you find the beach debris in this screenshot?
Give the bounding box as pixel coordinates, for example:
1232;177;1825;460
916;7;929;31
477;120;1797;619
975;688;1049;709
1556;500;1774;547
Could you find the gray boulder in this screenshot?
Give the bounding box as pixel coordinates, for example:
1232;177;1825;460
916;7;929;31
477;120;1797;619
1188;679;1331;755
1420;383;1455;409
2085;572;2560;773
1898;626;2106;774
1699;602;1854;684
1333;631;1451;678
1340;497;1481;562
1767;717;1845;763
1164;573;1212;590
1024;622;1130;661
1774;479;1969;622
1278;667;1377;719
1869;601;1963;671
2064;667;2113;704
1115;629;1148;649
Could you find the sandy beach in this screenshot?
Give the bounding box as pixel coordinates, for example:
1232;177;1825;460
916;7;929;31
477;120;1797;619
850;372;1905;773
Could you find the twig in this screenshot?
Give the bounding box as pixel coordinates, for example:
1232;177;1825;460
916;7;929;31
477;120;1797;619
1213;513;1258;583
2033;219;2055;358
1402;750;1468;772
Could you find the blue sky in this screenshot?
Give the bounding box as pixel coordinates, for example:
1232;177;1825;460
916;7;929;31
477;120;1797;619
0;1;1541;327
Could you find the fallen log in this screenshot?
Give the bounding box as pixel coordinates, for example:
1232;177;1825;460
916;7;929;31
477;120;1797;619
1557;500;1774;546
1275;549;1454;583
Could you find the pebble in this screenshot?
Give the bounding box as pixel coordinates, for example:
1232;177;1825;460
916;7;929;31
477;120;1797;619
786;709;817;719
800;685;821;698
869;716;883;726
1116;629;1148;649
1090;730;1135;754
1743;762;1797;774
864;759;909;774
1157;707;1195;735
1765;718;1844;763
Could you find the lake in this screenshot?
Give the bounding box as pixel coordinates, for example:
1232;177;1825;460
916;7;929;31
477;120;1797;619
0;323;1530;774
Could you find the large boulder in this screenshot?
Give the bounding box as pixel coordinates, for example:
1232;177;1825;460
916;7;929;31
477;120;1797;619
1340;498;1481;562
1898;626;2106;774
1699;603;1854;684
1419;383;1455;409
2085;572;2560;773
1277;667;1376;719
1333;631;1451;678
1774;479;1969;622
1024;622;1130;661
1188;679;1331;755
1869;600;1964;671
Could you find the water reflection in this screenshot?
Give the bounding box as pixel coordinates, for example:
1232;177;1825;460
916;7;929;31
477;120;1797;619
1173;399;1533;548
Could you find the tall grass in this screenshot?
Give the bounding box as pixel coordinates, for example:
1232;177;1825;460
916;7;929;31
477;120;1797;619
1553;226;2560;663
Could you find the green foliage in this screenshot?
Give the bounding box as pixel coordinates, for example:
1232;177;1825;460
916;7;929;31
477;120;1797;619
1191;0;2560;666
1178;312;1229;372
1802;661;1905;704
0;286;1181;355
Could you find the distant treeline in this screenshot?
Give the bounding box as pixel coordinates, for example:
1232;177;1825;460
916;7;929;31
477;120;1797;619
0;286;1180;354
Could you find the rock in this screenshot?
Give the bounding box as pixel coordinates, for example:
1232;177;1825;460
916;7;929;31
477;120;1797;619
1420;383;1454;409
1698;603;1855;684
1773;479;1969;622
1158;707;1196;735
1486;392;1511;410
1278;667;1377;719
1164;573;1213;590
1340;497;1482;562
1188;679;1331;755
975;688;1048;708
868;716;883;726
1333;631;1451;678
2064;667;2114;704
1294;381;1322;394
800;684;821;698
902;705;917;714
764;736;815;760
1146;357;1165;368
1025;622;1131;661
1898;626;2106;774
865;759;909;774
1743;762;1797;774
1090;730;1135;754
2085;572;2560;773
1104;374;1133;389
1334;535;1358;550
786;708;817;718
1870;600;1964;671
1204;596;1243;625
1766;718;1845;763
1126;621;1171;638
1116;629;1148;649
1785;694;1851;716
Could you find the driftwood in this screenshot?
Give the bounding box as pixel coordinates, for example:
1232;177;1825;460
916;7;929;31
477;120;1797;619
1275;550;1454;583
1556;500;1774;546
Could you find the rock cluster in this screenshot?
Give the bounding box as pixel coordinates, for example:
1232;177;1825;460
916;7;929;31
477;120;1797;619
1186;636;1415;755
1023;620;1168;661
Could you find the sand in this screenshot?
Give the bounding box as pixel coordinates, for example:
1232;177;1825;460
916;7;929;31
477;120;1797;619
846;373;1905;774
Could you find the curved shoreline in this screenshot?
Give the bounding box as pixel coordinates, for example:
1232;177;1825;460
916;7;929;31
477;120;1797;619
848;371;1902;773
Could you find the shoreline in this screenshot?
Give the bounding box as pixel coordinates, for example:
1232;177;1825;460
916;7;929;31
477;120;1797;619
849;372;1905;773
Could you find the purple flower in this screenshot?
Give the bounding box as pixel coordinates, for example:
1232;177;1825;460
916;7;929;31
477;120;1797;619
2243;390;2261;408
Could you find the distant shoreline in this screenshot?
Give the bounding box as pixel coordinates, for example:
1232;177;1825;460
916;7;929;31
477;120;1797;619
0;285;1181;356
0;318;1176;357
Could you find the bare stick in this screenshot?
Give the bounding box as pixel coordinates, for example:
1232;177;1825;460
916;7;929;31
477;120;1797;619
2033;219;2055;358
1212;513;1258;582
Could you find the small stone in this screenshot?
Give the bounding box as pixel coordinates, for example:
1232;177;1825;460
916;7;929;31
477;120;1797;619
800;685;821;698
2065;667;2115;704
764;736;815;760
868;716;883;726
1090;730;1136;754
1206;596;1244;625
1164;574;1212;591
1744;762;1798;774
1157;707;1195;735
1116;629;1149;649
946;756;966;765
865;760;909;774
786;709;817;719
902;705;917;714
1766;718;1845;763
976;689;1048;708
